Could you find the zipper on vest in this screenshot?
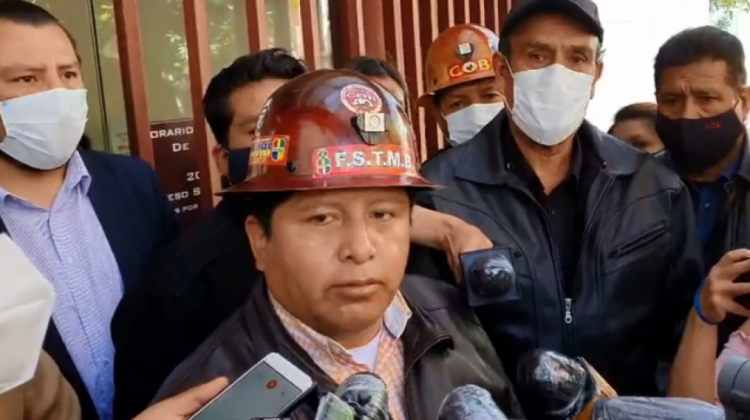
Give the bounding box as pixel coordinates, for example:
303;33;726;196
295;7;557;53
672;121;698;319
564;297;573;325
508;179;571;351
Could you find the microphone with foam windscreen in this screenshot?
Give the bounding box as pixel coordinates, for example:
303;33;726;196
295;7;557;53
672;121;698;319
335;372;390;420
591;396;724;420
313;372;390;420
313;392;357;420
437;385;509;420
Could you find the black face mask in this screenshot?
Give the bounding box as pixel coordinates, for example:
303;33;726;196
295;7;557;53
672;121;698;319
655;107;745;174
220;147;251;189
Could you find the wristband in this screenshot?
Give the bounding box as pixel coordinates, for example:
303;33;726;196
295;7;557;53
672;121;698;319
694;278;720;326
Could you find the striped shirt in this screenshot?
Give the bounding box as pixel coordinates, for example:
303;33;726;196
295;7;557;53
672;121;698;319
271;292;411;420
0;153;123;420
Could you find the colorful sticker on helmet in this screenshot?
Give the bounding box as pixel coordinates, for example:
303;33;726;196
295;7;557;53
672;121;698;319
254;99;272;136
312;144;417;178
250;135;288;166
340;84;383;114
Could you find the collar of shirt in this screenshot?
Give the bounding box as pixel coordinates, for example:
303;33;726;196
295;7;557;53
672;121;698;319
693;148;743;243
501;121;584;194
0;152;91;208
270;291;412;358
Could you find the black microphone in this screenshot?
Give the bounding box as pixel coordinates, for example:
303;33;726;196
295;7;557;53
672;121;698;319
437;385;509;420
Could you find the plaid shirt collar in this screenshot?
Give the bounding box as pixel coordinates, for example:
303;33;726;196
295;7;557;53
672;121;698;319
270;291;412;352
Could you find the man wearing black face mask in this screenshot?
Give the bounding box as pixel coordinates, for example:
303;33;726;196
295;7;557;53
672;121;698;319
652;27;750;400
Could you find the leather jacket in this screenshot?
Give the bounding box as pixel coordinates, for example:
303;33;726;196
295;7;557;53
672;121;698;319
408;112;705;397
657;142;750;349
152;276;524;419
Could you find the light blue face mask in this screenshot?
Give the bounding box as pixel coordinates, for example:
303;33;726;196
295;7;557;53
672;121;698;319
445;103;504;146
0;88;88;170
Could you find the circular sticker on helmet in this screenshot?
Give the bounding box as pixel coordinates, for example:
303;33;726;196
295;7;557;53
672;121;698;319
254;98;272;135
340;84;383;114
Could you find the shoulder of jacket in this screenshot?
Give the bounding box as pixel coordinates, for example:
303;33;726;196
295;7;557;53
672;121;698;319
636;152;686;193
154;313;248;402
420;143;473;183
79;150;156;178
401;275;464;312
593;132;685;193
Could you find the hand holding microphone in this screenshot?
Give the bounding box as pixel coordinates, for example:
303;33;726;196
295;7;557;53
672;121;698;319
437;385;509;420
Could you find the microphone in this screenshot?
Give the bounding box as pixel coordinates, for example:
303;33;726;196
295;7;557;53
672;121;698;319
313;393;357;420
437;385;508;420
515;349;617;420
591;396;724;420
314;372;390;420
718;355;750;419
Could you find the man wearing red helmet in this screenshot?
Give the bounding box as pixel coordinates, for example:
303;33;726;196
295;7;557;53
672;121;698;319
151;69;524;420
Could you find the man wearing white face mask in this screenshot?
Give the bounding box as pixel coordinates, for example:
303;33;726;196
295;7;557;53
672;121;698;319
418;24;505;147
0;2;178;420
409;0;704;406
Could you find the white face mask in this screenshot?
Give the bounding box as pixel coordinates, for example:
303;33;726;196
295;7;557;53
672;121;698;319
445;103;504;146
0;234;55;395
508;64;594;146
0;88;88;170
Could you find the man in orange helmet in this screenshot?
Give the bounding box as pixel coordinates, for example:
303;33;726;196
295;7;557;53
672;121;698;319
151;69;523;420
419;24;505;146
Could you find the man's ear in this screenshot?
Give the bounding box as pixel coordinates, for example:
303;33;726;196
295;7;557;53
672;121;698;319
245;215;269;272
739;86;750;123
492;51;509;83
590;61;604;99
418;95;447;135
211;144;229;177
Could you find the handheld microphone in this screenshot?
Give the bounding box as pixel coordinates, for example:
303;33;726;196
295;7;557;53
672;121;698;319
313;372;390;420
718;355;750;419
515;349;617;420
313;393;357;420
591;396;723;420
335;372;390;420
437;385;508;420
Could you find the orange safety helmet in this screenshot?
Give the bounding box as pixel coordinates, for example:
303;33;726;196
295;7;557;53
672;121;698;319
221;69;437;195
418;24;499;106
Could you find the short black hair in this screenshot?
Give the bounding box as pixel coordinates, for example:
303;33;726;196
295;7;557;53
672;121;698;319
203;48;308;148
607;102;657;134
344;56;410;108
0;0;79;54
654;26;746;89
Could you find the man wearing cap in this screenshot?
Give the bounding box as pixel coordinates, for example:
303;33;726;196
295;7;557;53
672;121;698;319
418;24;505;147
410;0;704;401
150;69;524;420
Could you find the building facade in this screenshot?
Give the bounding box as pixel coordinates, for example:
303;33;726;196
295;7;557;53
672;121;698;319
34;0;516;225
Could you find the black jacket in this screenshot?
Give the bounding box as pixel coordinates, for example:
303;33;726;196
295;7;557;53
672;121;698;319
408;112;704;397
111;200;257;420
152;276;524;420
657;142;750;351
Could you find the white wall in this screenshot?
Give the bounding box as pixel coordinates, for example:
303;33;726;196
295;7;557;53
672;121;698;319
723;10;750;77
586;0;711;130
